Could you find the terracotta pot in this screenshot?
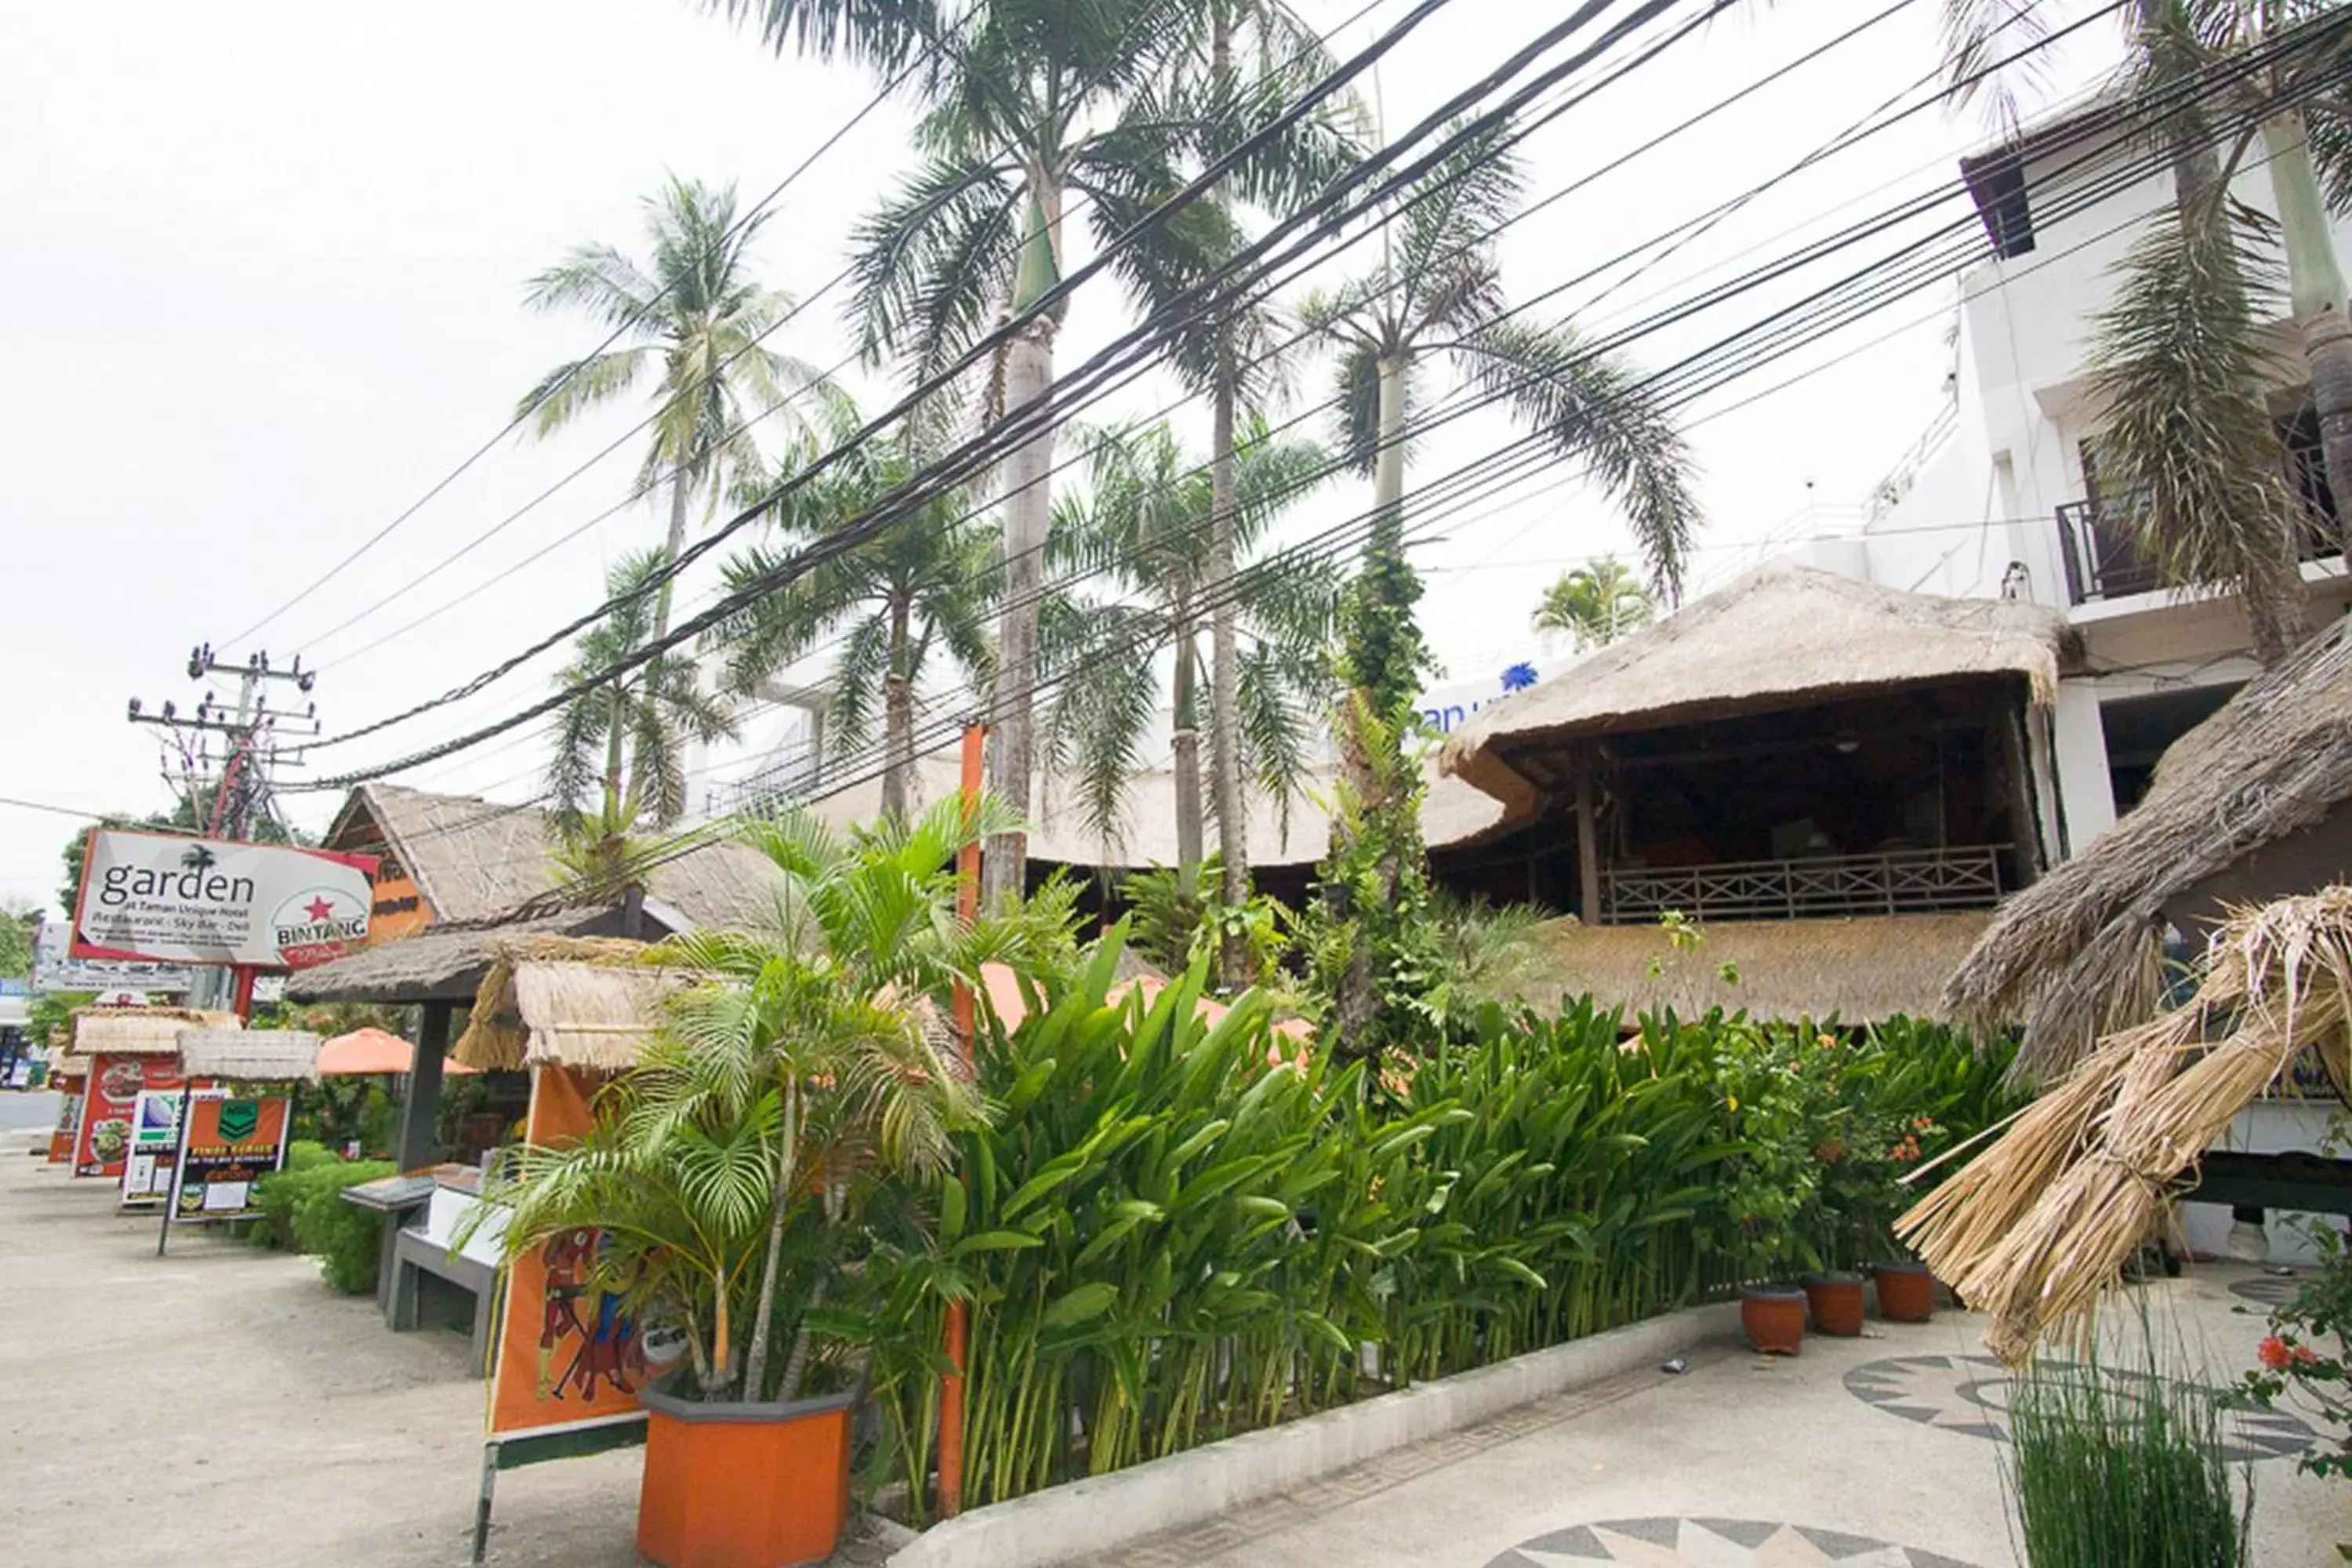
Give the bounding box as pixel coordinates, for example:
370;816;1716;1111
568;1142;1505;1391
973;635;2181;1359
1872;1260;1935;1323
1740;1284;1806;1355
1802;1272;1866;1336
637;1380;858;1568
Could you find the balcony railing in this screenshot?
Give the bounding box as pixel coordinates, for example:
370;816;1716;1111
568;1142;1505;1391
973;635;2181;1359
702;741;823;817
2057;491;2338;607
1601;846;2008;924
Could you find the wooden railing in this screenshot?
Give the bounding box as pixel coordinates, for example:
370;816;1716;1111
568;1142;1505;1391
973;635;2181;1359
1602;846;2007;923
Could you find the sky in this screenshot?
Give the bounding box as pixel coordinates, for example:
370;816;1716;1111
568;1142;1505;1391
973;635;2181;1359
0;0;2115;911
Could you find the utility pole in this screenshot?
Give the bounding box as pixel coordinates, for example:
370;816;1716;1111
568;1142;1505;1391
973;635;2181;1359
125;646;322;1008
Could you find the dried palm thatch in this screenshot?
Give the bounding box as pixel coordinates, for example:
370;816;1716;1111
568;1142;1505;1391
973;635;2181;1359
70;1007;237;1057
1900;887;2352;1364
179;1029;322;1083
453;935;694;1073
1946;618;2352;1080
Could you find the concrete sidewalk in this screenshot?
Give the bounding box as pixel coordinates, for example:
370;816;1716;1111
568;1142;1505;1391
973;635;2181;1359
2;1140;2342;1566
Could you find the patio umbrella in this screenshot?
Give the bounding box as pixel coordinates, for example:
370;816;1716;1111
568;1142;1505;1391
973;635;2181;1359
316;1027;479;1077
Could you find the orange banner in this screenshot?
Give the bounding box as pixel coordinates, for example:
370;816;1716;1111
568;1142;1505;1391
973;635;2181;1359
485;1066;669;1435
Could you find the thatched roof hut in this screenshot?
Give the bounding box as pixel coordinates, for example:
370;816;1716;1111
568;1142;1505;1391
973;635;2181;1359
1441;562;2075;815
1521;912;1993;1024
1905;887;2352;1363
70;1006;236;1057
453;936;695;1073
180;1029;322;1083
1945;617;2352;1079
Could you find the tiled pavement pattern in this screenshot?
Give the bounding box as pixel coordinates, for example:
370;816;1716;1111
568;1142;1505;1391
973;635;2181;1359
2228;1273;2303;1306
1841;1351;2318;1462
1119;1350;1740;1568
1482;1517;1976;1566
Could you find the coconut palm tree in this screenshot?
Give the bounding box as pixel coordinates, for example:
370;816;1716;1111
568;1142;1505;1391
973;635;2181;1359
712;406;999;823
1940;2;2352;664
1042;417;1338;887
712;0;1209;905
517;176;836;641
1532;555;1655;650
1302;116;1703;747
546;550;740;892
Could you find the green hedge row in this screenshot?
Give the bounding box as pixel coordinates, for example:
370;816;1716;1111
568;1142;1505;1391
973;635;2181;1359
250;1142;397;1294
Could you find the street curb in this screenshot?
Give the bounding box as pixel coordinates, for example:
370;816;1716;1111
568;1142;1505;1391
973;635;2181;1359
886;1301;1739;1568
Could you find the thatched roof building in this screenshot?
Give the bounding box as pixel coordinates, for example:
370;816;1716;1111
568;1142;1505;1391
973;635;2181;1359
1945;617;2352;1078
1519;912;1993;1024
1441;561;2076;815
180;1029;322;1083
453;936;694;1073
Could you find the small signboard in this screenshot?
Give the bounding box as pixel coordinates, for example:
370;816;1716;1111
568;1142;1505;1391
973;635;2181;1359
71;829;379;972
118;1088;187;1208
31;918;196;995
74;1055;187;1178
169;1092;292;1223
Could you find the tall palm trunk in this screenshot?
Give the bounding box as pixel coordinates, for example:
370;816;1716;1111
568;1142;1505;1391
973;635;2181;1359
654;466;693;641
1206;6;1254;987
883;596;916;823
1207;354;1251;983
1171;615;1204;894
2263;111;2352;558
983;177;1064;906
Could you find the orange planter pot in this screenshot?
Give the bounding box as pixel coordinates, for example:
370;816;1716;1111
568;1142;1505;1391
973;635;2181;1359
1740;1285;1806;1355
1803;1272;1866;1337
1872;1261;1936;1323
637;1382;858;1568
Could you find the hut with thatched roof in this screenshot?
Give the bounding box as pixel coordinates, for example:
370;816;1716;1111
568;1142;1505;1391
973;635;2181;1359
452;936;695;1075
178;1028;322;1084
1434;562;2077;1021
1947;616;2352;1079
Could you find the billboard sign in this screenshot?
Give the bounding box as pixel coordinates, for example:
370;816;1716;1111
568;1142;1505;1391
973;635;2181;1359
71;831;379;971
32;918;197;996
170;1092;292;1222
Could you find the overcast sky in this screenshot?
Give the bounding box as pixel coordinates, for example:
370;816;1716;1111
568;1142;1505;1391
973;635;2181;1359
0;0;2114;910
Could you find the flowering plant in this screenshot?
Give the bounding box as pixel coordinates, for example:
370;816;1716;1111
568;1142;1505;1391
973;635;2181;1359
2240;1185;2352;1480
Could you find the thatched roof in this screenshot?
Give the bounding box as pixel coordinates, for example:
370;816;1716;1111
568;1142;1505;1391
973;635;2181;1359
1440;562;2076;810
69;1007;237;1057
1523;913;1994;1024
180;1029;321;1083
454;936;694;1073
1906;888;2352;1363
1946;617;2352;1078
286;911;607;1004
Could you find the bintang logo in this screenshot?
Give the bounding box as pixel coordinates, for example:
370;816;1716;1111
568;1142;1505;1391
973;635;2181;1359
270;887;369;966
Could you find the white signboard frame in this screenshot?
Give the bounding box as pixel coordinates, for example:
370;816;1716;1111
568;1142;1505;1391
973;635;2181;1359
71;830;379;972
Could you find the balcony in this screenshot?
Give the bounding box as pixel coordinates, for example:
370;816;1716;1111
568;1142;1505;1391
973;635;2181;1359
2057;456;2339;607
1601;846;2008;924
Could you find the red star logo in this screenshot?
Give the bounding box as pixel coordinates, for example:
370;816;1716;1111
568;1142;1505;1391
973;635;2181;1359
303;896;337;922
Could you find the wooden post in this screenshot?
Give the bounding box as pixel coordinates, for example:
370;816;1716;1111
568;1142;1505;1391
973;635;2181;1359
1574;750;1603;926
940;721;986;1519
396;1001;453;1174
1999;710;2041;889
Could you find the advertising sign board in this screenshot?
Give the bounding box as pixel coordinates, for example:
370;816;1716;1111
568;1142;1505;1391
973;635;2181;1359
74;1055;187;1178
71;830;379;971
169;1092;292;1222
118;1088;187;1207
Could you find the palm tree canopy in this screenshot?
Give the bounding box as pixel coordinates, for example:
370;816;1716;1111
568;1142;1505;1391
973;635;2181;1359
518;176;838;499
1532;555;1656;648
1042;417;1339;849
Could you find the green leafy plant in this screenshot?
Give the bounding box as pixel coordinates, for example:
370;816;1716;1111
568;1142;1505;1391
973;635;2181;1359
252;1156;398;1292
2240;1116;2352;1487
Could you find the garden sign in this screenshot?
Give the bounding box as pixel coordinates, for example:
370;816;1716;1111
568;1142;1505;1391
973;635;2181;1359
71;829;379;971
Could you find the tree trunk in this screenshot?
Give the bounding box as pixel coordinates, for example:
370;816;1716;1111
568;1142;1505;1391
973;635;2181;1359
1171;618;1204;896
2264;112;2352;558
883;596;915;823
2242;523;2310;669
984;173;1065;908
739;1083;799;1403
653;467;693;641
1207;8;1254;992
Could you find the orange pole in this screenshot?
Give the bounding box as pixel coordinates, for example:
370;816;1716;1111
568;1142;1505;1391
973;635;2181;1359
230;965;258;1024
940;720;987;1519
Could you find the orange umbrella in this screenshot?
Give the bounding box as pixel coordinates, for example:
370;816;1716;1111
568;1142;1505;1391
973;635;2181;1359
316;1027;480;1077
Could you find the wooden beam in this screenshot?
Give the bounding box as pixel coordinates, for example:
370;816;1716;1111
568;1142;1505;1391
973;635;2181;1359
1575;750;1602;925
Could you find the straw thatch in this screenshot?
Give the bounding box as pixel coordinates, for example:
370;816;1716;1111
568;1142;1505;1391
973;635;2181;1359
453;935;694;1073
1901;887;2352;1364
179;1029;322;1083
1439;561;2076;812
283;911;596;1004
1945;617;2352;1080
69;1006;237;1057
1520;912;1992;1023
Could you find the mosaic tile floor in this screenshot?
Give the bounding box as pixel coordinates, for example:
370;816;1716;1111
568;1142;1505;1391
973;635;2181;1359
1483;1517;1975;1566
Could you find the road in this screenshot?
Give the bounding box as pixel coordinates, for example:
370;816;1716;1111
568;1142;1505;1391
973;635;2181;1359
0;1091;59;1131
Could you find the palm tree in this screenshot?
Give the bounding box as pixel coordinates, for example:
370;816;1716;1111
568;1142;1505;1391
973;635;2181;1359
713;406;999;823
1302;116;1702;749
546;550;740;892
1042;417;1338;888
517;176;835;641
713;0;1208;905
1940;2;2352;663
1532;555;1655;651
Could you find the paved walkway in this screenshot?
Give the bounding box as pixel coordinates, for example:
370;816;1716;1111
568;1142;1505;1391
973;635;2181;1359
2;1137;2342;1566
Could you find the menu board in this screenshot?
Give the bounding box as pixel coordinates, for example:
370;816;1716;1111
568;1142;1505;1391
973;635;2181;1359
73;1055;187;1179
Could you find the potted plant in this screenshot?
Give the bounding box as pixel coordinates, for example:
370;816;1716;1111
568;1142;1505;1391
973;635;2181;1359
1716;1029;1824;1354
484;798;1064;1568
